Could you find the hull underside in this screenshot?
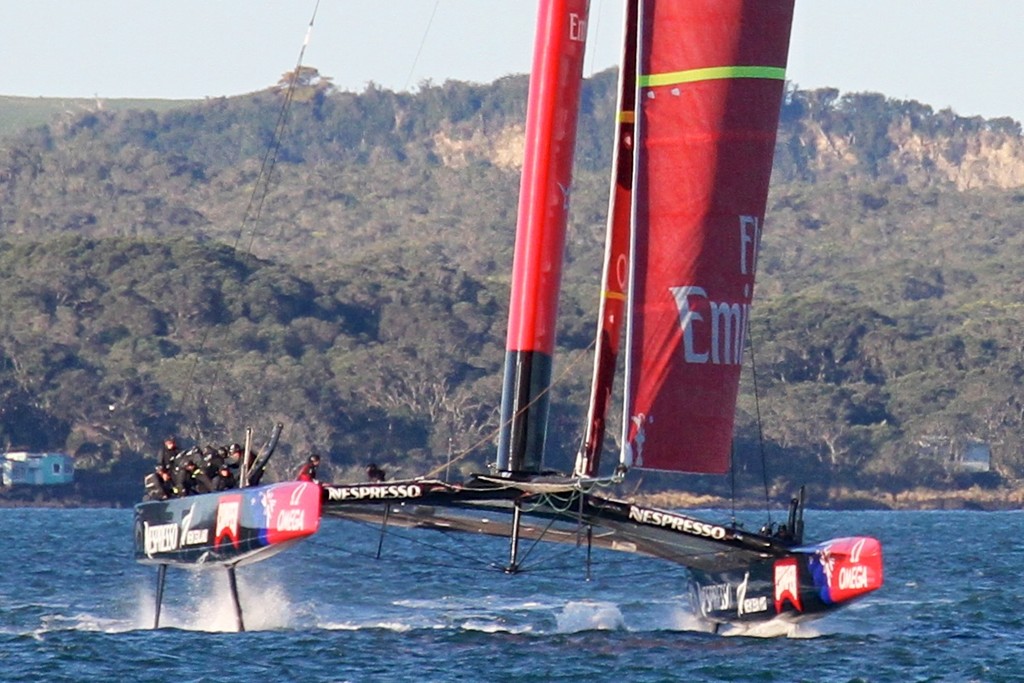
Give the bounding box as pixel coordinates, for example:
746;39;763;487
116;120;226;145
320;476;882;624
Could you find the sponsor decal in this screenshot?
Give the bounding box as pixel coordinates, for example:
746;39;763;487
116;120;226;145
773;558;803;613
290;483;308;506
741;595;769;616
276;508;306;532
215;495;242;549
261;488;279;526
326;484;424;501
266;481;309;532
627;506;728;540
698;583;733;614
838;565;870;590
183;528;210;546
813;537;881;602
178;503;210;547
144;522;179;555
569;13;586;43
850;537;866;563
670;215;760;367
735;571;769;617
266;482;320;543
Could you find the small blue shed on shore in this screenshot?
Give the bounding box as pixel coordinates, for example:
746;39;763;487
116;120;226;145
1;452;75;486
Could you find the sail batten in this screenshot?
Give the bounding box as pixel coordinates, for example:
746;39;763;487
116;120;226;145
640;65;787;88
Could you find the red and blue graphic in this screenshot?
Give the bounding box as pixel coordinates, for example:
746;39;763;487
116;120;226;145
808;536;884;604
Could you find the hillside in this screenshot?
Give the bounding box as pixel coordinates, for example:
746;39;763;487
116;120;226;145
0;95;193;140
1;70;1023;507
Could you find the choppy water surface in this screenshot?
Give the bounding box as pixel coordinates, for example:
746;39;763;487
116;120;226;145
1;507;1021;682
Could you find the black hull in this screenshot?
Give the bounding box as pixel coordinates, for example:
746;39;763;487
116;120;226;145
133;481;321;568
319;476;883;625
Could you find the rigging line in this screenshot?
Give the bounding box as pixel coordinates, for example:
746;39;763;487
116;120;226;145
322;511;601;577
543;559;683;582
311;532;500;573
310;518;663;580
313;522;739;580
504;506;571;569
306;536;506;574
403;0;441;91
729;441;737;526
521;492;579;514
748;331;773;524
422;335;598;479
584;0;605;79
238;0;321;254
182;2;321;430
322;514;508;570
509;537;594;574
506;542;686;579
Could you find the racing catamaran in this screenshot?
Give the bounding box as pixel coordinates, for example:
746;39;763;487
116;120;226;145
134;0;883;631
320;0;882;626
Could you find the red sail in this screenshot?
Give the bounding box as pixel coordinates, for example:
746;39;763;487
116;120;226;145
622;0;795;473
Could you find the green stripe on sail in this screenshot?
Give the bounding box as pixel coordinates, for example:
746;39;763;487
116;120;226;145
639;65;786;89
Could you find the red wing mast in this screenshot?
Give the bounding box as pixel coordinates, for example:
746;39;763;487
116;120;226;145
496;0;590;474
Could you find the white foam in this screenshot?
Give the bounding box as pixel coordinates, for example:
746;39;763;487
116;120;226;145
656;604;718;633
555;600;625;633
133;568;300;632
318;619;417;632
616;598;823;639
460;619;534;634
394;595;560;612
719;618;822;639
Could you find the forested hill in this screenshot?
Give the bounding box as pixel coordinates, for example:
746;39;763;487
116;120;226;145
1;68;1023;507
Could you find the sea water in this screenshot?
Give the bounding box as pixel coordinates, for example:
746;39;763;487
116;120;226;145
0;507;1020;682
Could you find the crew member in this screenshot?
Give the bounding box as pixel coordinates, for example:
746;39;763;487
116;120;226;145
190;461;215;494
212;464;237;491
201;445;224;478
366;463;386;482
226;443;244;469
144;465;174;500
297;454;321;483
158;436;180;470
174;459;202;496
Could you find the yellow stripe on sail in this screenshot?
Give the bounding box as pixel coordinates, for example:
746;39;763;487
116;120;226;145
618;110;636;124
639;65;786;89
604;290;627;301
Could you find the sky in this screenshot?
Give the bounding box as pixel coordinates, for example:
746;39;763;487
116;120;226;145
1;1;1022;124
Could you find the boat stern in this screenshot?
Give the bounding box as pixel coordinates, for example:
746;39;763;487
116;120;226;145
133;481;322;567
691;534;883;625
802;535;884;607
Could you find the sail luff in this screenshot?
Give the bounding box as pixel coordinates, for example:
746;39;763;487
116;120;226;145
618;0;647;471
621;0;795;474
575;0;639;478
496;0;590;474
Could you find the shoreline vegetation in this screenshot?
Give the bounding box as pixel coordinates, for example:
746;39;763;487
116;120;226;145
3;85;1024;502
3;483;1024;511
637;485;1024;512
